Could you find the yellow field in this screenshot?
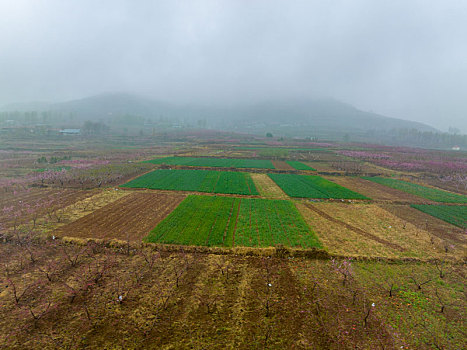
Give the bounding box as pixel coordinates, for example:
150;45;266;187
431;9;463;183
250;173;289;199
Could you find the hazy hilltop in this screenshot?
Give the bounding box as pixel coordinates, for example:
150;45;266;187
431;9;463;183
1;93;437;136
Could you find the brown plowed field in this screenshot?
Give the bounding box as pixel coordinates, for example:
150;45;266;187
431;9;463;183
324;176;429;203
55;192;185;241
309;161;340;172
271;160;294;170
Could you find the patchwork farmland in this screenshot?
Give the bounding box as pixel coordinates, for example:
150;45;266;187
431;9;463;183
121;169;259;195
1;136;466;349
145;195;321;248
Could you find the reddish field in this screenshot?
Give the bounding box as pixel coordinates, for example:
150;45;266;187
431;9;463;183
271;160;295;170
54;192;185;241
0;188;97;228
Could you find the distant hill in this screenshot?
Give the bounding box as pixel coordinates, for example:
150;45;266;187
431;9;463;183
1;93;438;136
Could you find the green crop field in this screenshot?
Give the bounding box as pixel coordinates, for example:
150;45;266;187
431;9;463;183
121;169;258;195
268;173;369;199
411;204;467;228
145;156;275;169
363;177;467;203
286;161;316;171
145;195;321;248
235;146;328;151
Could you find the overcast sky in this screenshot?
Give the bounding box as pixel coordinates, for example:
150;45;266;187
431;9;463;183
0;0;466;132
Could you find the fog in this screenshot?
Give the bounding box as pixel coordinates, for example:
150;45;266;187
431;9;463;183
1;0;466;132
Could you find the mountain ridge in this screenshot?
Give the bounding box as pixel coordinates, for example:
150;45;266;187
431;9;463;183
1;92;438;134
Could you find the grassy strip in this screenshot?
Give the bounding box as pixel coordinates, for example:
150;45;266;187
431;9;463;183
286;161;316;171
363;177;467;203
411;204;467;228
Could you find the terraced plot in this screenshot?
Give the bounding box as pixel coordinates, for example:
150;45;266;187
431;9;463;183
268;174;369;199
363;177;467;203
121;169;258;195
286;161;316;171
145;156;275;169
411;204;467;228
145;195;321;248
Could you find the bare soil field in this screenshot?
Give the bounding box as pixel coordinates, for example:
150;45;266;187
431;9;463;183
250;173;289;199
296;202;462;259
325;176;429;203
54;192;185;241
41;189;131;230
308;161;340;172
271;160;295;170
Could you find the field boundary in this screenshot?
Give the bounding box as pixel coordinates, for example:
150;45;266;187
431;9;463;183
2;233;463;263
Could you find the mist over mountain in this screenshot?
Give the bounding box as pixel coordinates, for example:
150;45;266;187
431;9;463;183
1;93;437;137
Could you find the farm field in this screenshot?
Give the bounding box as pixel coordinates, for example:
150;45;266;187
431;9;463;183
296;202;464;258
268;173;369;199
121;169;259;195
286;160;316;170
250;173;288;199
271;160;294;170
411;204;467;229
235;146;328;151
54;192;185;241
304;160;337;172
363;176;467;203
145;195;321;248
145;156;275;169
380;203;466;245
1;243;464;349
0;188;99;229
327;176;428;203
1;136;466;349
